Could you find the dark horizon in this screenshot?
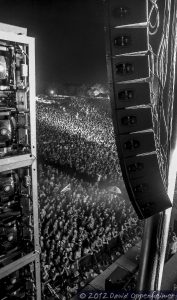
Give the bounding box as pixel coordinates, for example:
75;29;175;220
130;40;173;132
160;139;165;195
0;0;108;93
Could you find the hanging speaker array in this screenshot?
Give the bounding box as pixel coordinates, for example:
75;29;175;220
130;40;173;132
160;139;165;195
104;0;173;219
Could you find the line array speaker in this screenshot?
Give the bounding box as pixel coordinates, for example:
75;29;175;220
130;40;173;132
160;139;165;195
104;0;172;219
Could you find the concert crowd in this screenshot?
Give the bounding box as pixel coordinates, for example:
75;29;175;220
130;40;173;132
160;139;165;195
37;97;121;184
37;96;143;299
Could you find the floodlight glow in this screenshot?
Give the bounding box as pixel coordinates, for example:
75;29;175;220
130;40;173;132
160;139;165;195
0;128;8;136
4;185;11;192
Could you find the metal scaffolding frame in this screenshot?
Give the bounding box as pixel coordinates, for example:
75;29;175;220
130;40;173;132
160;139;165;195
0;29;41;299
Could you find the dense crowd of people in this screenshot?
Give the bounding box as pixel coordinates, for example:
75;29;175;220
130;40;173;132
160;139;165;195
39;164;142;299
37;97;121;184
37;96;143;298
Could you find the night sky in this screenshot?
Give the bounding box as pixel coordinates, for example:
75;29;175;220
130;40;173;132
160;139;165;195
0;0;107;93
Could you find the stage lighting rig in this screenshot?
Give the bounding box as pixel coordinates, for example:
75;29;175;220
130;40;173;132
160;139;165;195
0;167;34;259
0;40;31;158
0;167;34;261
0;263;36;300
0;24;41;299
0;108;16;151
0;45;14;90
0;170;18;199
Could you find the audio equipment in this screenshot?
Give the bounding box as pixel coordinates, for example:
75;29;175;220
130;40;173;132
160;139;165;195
104;0;177;219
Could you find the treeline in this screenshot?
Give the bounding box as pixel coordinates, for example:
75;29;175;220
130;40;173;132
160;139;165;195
42;83;109;98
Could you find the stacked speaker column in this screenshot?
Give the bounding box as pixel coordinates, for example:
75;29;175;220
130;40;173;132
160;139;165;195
104;0;172;219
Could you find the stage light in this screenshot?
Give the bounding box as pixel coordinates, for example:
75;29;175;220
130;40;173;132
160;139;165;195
0;172;15;196
4;185;11;193
0;128;9;136
0;56;7;80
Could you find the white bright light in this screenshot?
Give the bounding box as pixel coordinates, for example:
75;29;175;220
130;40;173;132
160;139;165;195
50;90;54;95
0;64;5;73
167;143;177;201
1;128;8;136
4;185;11;192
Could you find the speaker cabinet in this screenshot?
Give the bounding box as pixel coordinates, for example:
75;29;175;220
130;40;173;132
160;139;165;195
114;82;150;109
111;27;148;56
104;0;172;219
107;0;147;27
112;55;149;82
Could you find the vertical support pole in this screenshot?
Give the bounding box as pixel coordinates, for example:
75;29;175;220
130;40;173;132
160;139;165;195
28;37;37;160
137;209;172;291
35;255;42;300
29;37;41;299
